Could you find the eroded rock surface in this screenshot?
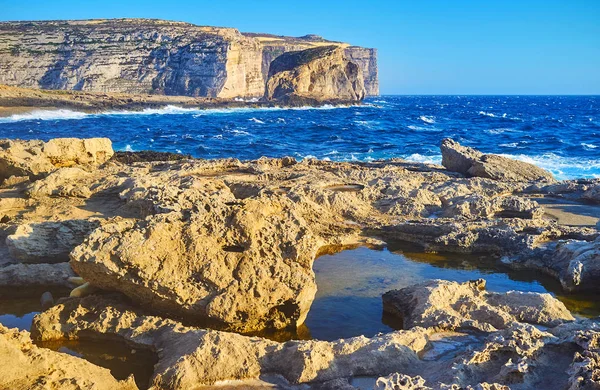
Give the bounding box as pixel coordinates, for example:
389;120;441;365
31;294;600;390
0;262;75;287
0;137;113;182
0;324;137;390
0;137;599;389
382;279;574;332
441;139;555;182
7;220;100;263
505;236;600;292
265;46;366;102
0;137;595;332
32;296;430;388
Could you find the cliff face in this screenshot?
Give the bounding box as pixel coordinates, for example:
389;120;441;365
265;46;366;102
0;19;378;99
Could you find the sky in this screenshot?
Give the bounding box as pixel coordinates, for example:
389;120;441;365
1;0;599;95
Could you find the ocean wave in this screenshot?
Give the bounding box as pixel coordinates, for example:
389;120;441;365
419;115;435;124
479;111;497;118
0;109;89;123
227;129;251;136
249;118;265;124
403;153;442;165
582;143;598;150
408;125;441;132
485;128;519;135
500;153;600;180
499;143;520;148
0;104;364;123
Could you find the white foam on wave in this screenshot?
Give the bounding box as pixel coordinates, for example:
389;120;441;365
500;153;600;180
0;109;89;123
398;152;599;180
485;128;518;135
227;129;251;136
408;125;440;132
249;117;265;124
0;104;365;124
478;111;497;118
582;143;598;150
419;115;435;124
403;153;442;165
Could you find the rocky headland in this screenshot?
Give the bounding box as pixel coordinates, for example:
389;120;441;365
0;137;599;389
0;19;378;113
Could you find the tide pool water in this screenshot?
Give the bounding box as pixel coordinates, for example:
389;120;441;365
0;95;598;179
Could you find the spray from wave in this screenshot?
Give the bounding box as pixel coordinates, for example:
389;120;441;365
0;104;364;124
419;115;435;124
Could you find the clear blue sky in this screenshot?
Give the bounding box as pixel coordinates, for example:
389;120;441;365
2;0;599;94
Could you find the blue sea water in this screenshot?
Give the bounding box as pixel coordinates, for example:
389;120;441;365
0;95;599;179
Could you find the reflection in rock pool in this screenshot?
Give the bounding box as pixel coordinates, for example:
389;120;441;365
0;287;70;331
304;242;600;341
39;339;157;390
0;287;157;389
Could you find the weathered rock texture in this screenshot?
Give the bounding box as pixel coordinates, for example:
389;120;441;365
0;263;75;287
2;137;598;332
506;236;600;292
383;279;574;332
0;137;113;182
0;19;378;99
441;138;556;182
0;324;137;390
7;220;99;263
265;46;366;102
31;295;600;390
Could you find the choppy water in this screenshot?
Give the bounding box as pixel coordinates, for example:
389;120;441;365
1;95;598;179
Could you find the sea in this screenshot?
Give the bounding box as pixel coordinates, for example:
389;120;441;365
1;95;599;180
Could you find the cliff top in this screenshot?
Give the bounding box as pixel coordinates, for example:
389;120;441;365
0;18;358;48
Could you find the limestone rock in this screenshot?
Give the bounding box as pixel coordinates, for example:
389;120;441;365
374;374;429;390
0;324;137;390
506;236;600;292
26;167;92;198
7;220;100;263
583;184;600;203
265;46;366;102
373;374;508;390
382;279;574;332
70;179;358;331
32;296;430;388
441;139;555;182
0;263;75;287
32;295;600;390
442;194;544;220
0;138;113;182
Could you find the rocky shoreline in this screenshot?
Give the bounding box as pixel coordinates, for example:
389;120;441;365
1;136;599;389
0;84;361;117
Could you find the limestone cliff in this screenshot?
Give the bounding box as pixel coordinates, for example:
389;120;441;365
0;19;378;99
264;46;366;102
